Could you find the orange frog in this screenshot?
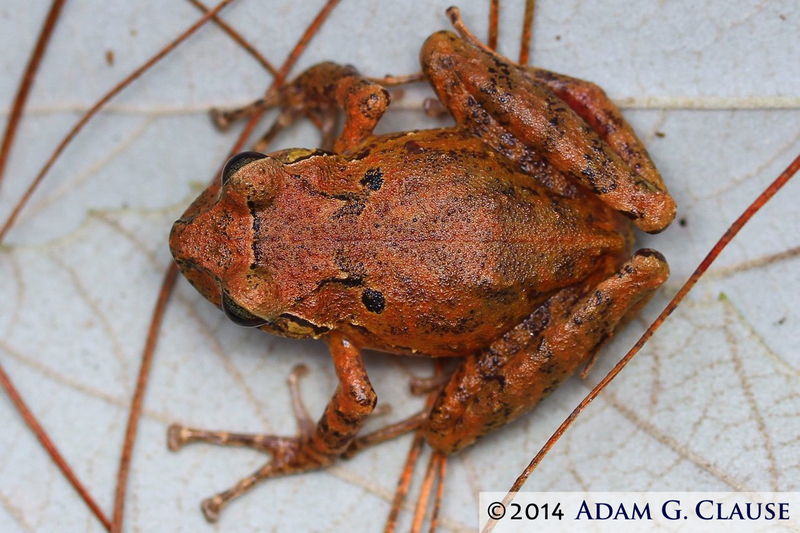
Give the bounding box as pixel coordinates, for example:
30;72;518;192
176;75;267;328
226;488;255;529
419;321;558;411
167;8;676;522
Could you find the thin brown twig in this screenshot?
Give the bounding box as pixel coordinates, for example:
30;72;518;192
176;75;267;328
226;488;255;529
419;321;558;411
384;362;443;532
110;264;178;532
187;0;278;76
519;0;535;65
109;1;342;530
488;0;499;51
0;362;112;530
429;453;447;533
0;0;67;189
385;432;426;533
272;0;342;85
411;452;441;533
482;152;800;533
0;0;236;244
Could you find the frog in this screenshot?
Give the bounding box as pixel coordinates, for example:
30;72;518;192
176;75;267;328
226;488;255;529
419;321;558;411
166;7;675;522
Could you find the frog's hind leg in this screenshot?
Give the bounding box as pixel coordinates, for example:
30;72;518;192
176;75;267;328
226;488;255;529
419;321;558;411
527;67;668;193
424;10;676;234
167;333;380;522
423;249;669;455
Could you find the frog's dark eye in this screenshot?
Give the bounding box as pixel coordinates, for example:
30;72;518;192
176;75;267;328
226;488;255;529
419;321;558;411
221;151;267;185
222;291;267;328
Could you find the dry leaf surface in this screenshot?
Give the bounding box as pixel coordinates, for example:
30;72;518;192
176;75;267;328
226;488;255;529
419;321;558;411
1;1;799;531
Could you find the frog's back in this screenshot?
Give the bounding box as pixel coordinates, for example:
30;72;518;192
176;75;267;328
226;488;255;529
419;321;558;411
261;128;632;356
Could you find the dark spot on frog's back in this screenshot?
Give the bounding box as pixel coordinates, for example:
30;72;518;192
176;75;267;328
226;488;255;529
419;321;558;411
360;167;383;191
361;288;385;314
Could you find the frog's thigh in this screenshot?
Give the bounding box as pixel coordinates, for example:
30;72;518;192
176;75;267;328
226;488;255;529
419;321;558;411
420;31;675;234
423;249;669;454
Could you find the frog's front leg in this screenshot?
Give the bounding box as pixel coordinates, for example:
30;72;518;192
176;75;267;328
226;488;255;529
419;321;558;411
279;62;390;153
420;29;676;234
218;62;390;154
423;249;669;454
167;332;377;522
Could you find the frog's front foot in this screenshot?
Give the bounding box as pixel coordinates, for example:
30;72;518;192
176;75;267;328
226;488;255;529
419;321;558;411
167;365;333;522
170;427;334;522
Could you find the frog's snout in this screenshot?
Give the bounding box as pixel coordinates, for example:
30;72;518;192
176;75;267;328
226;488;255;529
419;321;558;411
168;217;189;263
169;204;241;282
169;216;204;273
169;214;230;305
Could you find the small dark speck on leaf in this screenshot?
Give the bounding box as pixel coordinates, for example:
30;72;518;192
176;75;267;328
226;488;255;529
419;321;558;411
780;14;787;20
105;50;115;66
777;316;786;325
679;217;687;227
655;131;666;138
555;35;561;40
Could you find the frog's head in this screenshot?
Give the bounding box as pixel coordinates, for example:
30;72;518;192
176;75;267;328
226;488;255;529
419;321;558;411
169;152;290;329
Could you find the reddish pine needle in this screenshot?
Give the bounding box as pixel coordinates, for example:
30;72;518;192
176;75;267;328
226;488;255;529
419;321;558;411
0;363;112;530
429;453;447;533
483;152;800;533
384;432;426;533
411;452;441;533
368;71;426;87
0;0;67;189
519;0;535;65
110;264;178;532
488;0;499;51
385;364;443;533
187;0;278;76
